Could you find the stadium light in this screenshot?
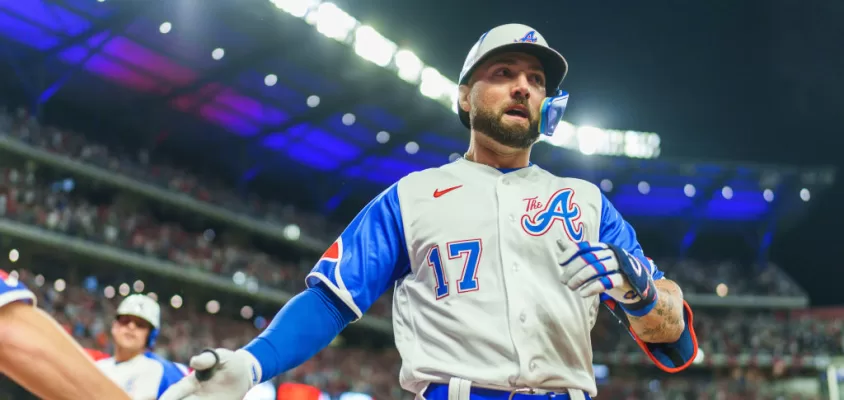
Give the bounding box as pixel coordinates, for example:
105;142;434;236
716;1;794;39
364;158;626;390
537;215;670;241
170;295;183;309
206;300;220;314
721;186;733;200
283;224;300;240
241;306;254;319
308;3;357;42
306;95;320;108
264;74;278;87
233;271;247;285
133;280;145;292
342;113;356;126
119;283;130;297
104;285;115;299
395;50;423;83
8;249;19;263
405;141;419;155
800;188;811;202
54;279;66;293
159;22;172;34
270;0;319;18
763;189;774;202
684;184;696;197
638;181;650;195
211;48;225;60
354;25;397;67
376;131;390;144
419;67;455;104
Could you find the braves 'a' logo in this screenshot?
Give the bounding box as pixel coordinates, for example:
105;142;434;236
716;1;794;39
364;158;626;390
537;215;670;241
515;30;538;43
521;188;584;241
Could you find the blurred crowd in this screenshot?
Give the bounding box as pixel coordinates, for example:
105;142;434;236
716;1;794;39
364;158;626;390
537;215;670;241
0;105;807;299
1;269;828;400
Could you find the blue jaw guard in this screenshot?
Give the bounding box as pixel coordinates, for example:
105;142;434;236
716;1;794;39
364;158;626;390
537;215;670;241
538;90;570;136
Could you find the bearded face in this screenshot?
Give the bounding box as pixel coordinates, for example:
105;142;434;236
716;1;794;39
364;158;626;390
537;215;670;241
461;52;547;149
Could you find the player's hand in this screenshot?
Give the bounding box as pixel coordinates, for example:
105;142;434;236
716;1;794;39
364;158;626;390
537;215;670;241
159;348;261;400
558;241;657;308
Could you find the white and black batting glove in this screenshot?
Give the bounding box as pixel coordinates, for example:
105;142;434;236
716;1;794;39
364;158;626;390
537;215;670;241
160;348;261;400
558;241;658;312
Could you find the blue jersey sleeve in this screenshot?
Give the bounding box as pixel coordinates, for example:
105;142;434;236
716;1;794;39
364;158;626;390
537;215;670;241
598;194;664;280
305;182;411;320
0;270;36;308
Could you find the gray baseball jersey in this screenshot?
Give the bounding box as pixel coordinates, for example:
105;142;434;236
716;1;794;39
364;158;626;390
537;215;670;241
307;158;665;397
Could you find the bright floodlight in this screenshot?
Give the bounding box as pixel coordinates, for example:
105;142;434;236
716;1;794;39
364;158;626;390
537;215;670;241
721;186;733;200
306;95;320;108
8;249;19;263
283;224;300;240
119;283;130;297
170;295;183;309
395;49;423;83
576;126;604;155
600;179;613;193
272;0;319;18
684;184;696;197
159;22;172;34
309;3;357;42
264;74;278;87
405;141;419;155
212;48;225;60
763;189;774;202
800;188;810;202
420;67;450;100
376;131;390;144
342;113;356;126
354;25;397;67
638;181;650;195
448;153;461;162
54;279;66;293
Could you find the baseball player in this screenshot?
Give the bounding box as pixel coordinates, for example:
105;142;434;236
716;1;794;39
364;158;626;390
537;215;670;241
161;23;699;400
96;294;186;399
0;269;131;400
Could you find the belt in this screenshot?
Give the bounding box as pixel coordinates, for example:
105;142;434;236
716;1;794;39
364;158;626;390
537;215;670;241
424;383;591;400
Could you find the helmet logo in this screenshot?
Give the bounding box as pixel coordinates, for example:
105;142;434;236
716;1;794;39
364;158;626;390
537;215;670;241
515;31;538;43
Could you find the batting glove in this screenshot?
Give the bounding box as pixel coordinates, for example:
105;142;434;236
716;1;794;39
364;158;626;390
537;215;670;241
159;348;261;400
558;241;658;313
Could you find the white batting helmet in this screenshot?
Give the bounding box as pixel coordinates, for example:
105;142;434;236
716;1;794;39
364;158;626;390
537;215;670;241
457;24;570;133
116;294;161;347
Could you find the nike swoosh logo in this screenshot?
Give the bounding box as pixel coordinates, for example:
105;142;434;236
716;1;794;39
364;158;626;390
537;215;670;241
433;185;463;198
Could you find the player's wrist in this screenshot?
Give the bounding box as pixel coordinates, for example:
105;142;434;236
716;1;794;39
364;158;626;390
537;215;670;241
619;291;659;317
235;348;263;386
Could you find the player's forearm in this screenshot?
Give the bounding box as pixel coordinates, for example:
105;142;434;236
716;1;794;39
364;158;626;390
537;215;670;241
242;283;355;382
0;303;131;400
626;279;685;343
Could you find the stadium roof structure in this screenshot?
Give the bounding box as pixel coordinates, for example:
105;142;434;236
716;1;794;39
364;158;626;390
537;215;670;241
0;0;835;235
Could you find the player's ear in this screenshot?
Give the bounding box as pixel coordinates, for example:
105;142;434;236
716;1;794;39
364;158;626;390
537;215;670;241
458;84;471;113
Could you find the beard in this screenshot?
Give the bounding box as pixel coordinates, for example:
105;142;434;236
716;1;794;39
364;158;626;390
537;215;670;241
470;103;540;149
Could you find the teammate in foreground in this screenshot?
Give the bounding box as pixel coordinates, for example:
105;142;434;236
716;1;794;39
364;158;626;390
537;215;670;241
162;24;699;400
96;294;185;399
0;270;131;400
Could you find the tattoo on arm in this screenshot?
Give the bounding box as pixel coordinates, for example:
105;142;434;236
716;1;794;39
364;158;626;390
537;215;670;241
627;279;685;343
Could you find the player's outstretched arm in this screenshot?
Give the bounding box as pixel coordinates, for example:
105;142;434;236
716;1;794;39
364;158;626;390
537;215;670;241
0;302;131;400
162;183;410;400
